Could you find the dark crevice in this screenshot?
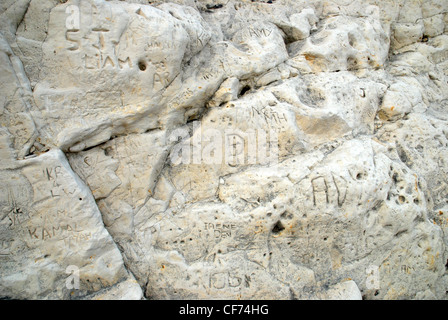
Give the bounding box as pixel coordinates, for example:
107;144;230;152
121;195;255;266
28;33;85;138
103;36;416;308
238;85;251;97
272;220;285;235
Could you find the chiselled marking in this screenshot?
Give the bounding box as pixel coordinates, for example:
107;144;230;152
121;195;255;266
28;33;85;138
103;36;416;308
62;188;76;196
146;41;163;49
154;72;170;89
7;189;30;227
27;224;80;241
0;239;14;255
66;30;80;51
251;106;287;125
360;88;366;98
118;56;132;69
72;28;131;71
84;54;100;69
202;73;212;80
228;274;242;287
102;55;115;68
248;27;273;38
44;167;61;181
332;173;348;207
204;222;237;239
84;156;92;166
401;265;414;274
28;227;38;239
210;272;226;289
244;275;251;288
50;189;60;198
196;30;209;47
365;104;376;119
210;272;246;290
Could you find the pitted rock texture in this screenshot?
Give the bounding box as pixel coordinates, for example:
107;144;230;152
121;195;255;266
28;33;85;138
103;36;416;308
1;0;448;300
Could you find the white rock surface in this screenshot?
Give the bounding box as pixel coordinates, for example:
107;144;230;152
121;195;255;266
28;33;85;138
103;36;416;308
326;280;363;300
0;149;138;299
1;0;448;300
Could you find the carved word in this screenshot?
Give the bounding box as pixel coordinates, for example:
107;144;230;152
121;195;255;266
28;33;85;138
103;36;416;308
311;173;348;207
247;27;273;38
209;272;251;290
28;224;79;241
66;29;132;71
250;106;287;126
6;189;30;228
204;223;237;239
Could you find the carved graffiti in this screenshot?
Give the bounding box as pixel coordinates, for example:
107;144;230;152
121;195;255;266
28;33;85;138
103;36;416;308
250;106;287;126
247;27;273;38
209;272;247;289
308;172;349;208
204;222;237;239
27;223;80;241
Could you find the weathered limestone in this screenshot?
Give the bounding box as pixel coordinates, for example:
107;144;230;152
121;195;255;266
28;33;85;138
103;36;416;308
0;149;137;299
1;0;448;300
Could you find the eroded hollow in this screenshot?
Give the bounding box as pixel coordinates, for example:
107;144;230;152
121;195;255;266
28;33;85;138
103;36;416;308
239;85;251;97
272;220;285;235
138;60;147;71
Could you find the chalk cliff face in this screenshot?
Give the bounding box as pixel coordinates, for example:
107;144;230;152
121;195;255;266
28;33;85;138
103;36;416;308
1;0;448;300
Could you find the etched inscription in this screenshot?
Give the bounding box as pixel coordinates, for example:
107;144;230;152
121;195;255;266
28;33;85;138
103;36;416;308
0;239;14;256
309;173;349;208
209;272;248;289
6;189;31;228
42;166;63;198
204;222;237;239
27;223;80;241
332;174;348;207
66;28;132;71
248;27;273;38
250;106;287;126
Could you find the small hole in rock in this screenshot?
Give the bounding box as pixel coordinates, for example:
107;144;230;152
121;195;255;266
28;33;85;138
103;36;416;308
272;220;285;235
138;61;147;71
239;85;251;97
